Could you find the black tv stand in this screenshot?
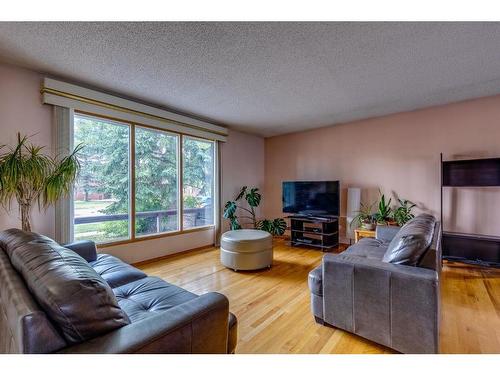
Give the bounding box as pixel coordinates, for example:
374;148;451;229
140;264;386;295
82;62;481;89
288;215;339;251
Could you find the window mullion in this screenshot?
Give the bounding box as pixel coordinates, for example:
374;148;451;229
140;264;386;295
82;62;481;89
179;134;184;231
130;124;136;240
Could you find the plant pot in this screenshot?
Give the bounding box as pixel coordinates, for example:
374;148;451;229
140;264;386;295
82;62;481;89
361;222;375;230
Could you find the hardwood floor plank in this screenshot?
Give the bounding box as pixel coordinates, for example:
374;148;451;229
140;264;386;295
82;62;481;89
138;239;500;354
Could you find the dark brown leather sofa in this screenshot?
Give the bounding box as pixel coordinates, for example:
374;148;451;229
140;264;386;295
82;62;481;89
0;228;237;354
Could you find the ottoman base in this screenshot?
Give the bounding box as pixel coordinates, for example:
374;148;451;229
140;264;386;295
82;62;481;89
220;247;273;271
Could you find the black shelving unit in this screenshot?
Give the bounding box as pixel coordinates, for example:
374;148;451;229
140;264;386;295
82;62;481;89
288;216;339;251
440;154;500;267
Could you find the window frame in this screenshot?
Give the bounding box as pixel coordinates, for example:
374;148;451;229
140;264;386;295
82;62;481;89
133;125;181;238
181;134;216;230
73;110;216;247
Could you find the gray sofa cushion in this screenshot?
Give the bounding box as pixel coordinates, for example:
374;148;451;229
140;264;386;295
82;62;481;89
0;229;130;344
376;225;401;243
382;214;436;266
343;238;388;260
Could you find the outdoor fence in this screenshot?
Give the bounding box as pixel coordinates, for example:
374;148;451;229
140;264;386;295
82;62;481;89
74;207;212;233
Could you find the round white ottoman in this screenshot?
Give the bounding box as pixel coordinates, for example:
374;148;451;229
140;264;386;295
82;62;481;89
220;229;273;271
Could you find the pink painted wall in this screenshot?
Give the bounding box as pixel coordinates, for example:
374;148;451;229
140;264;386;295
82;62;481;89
221;129;265;231
264;95;500;242
0;63;55;237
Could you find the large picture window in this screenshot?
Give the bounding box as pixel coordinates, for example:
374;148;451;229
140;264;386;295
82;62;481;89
73;113;216;244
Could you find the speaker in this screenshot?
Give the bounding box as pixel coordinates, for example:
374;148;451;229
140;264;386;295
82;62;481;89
346;187;361;239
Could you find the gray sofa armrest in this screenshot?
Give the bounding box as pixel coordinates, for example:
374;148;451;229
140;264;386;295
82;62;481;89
63;240;97;262
375;225;400;243
57;292;230;354
322;253;439;353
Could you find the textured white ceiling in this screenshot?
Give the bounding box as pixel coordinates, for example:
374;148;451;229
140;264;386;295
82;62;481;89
1;22;500;137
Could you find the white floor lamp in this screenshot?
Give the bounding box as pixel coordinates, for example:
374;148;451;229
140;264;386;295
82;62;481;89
346;187;361;243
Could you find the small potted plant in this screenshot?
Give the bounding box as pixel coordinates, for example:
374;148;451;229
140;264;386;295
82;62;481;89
373;192;397;225
350;202;376;230
392;198;416;226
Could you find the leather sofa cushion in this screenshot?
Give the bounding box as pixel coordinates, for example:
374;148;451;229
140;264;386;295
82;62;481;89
308;265;323;296
1;229;130;344
308;239;389;297
115;276;238;353
114;276;198;322
90;254;147;288
63;240;97;262
382;214;436;266
343;238;388;260
0;247;66;353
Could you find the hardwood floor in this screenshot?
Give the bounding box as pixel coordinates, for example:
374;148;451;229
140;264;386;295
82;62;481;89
138;240;500;354
440;262;500;353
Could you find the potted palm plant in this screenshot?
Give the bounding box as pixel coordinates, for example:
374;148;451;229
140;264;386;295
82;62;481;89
0;133;82;232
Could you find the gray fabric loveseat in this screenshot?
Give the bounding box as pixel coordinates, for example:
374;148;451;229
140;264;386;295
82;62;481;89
0;228;237;354
308;214;441;353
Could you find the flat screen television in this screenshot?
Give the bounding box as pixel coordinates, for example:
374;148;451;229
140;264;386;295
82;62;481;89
282;180;340;217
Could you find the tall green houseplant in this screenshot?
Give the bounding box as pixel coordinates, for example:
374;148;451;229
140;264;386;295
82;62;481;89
224;186;286;236
0;133;82;232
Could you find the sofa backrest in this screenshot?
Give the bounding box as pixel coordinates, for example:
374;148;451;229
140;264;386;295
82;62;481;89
0;240;66;353
417;220;442;272
0;228;130;349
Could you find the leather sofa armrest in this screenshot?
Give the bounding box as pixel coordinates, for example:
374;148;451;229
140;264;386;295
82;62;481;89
322;253;439;353
63;240;97;262
57;292;230;354
375;225;400;243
